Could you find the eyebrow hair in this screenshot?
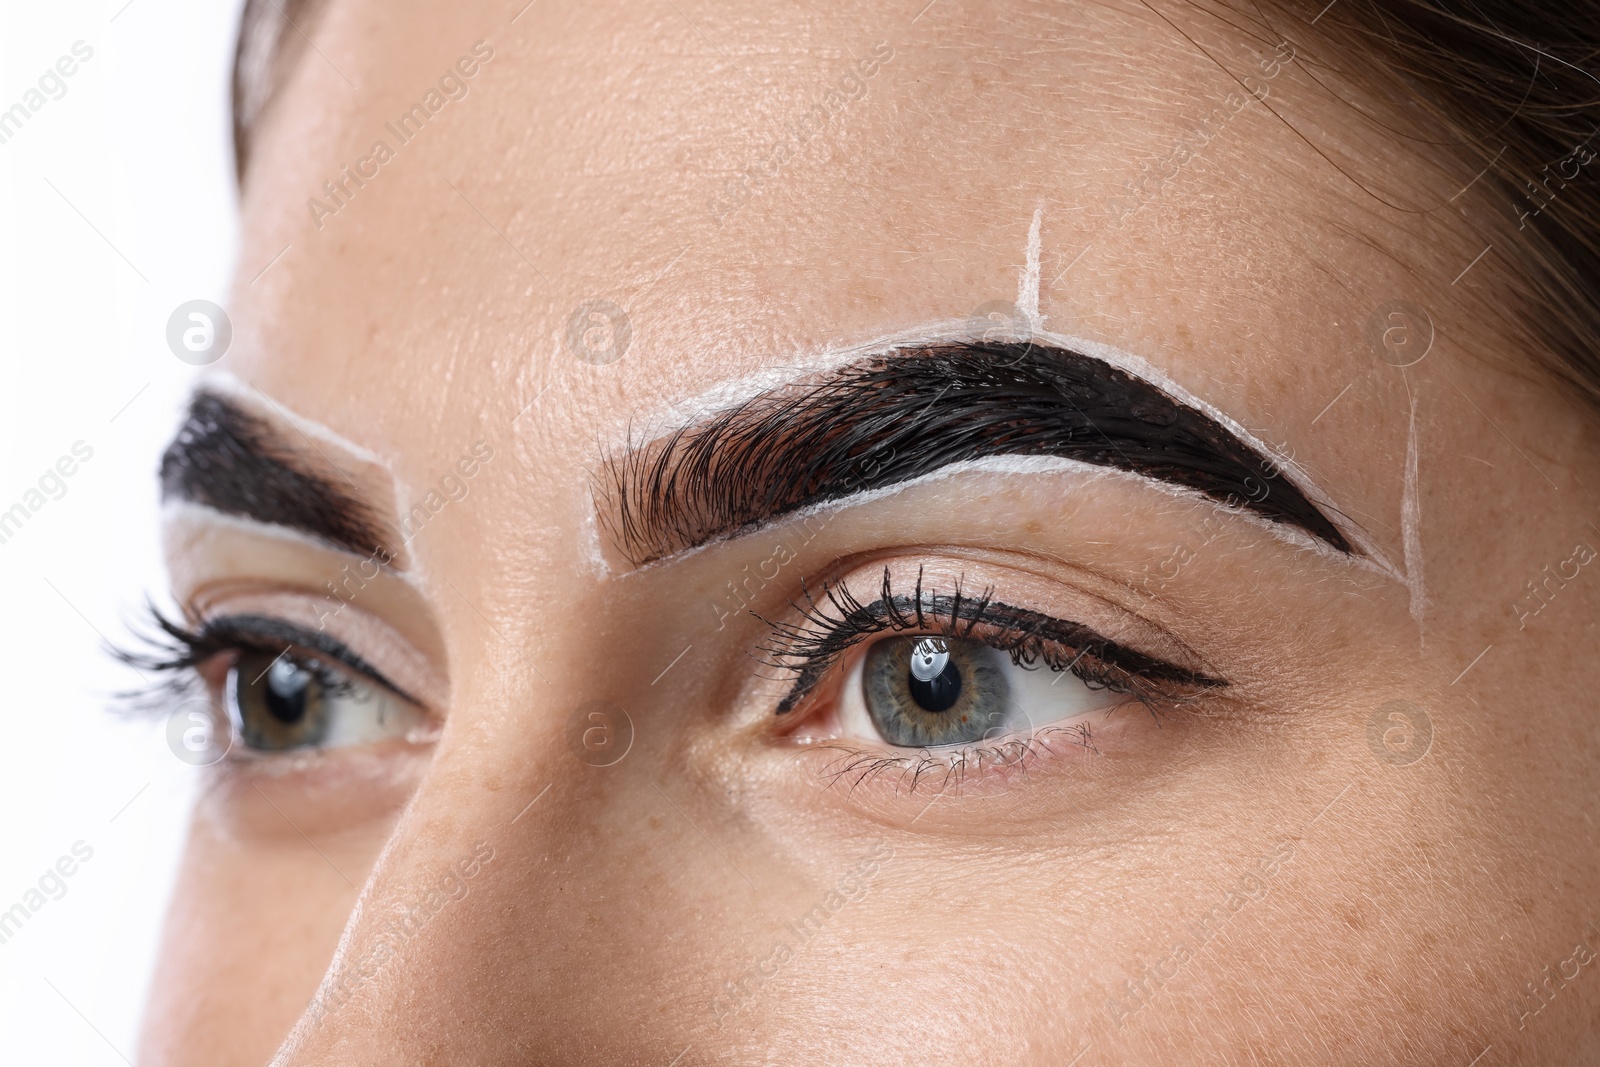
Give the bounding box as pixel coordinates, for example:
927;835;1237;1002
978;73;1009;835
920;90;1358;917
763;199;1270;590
160;392;396;558
601;341;1354;565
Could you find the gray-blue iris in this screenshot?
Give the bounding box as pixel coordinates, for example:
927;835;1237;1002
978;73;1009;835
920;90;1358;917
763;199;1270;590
863;636;1012;747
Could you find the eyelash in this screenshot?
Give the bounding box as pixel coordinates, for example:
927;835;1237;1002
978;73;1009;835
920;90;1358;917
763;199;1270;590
758;566;1222;710
812;725;1104;796
112;603;402;716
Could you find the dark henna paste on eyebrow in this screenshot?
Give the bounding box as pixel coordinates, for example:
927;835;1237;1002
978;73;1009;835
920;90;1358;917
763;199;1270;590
603;342;1351;564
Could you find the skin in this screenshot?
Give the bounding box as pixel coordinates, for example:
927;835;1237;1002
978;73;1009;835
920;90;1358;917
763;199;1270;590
138;0;1600;1063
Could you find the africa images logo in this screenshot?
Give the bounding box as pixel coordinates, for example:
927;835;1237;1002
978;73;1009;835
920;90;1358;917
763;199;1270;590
0;41;94;148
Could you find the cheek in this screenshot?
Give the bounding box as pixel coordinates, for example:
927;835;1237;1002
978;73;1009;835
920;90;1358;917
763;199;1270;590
198;743;431;839
138;817;376;1066
138;753;424;1066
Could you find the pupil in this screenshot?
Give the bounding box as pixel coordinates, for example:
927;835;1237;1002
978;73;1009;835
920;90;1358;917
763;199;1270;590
265;657;311;724
906;640;962;713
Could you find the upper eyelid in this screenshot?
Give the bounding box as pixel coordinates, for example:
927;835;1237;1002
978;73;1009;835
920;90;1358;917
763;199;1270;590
801;596;1206;680
199;614;419;704
903;599;1219;685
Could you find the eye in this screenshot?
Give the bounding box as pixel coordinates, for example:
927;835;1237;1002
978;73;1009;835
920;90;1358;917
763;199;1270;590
760;565;1224;772
225;649;424;753
839;634;1126;748
112;606;431;758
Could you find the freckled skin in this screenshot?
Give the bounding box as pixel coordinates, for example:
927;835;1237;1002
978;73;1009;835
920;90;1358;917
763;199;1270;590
140;1;1600;1064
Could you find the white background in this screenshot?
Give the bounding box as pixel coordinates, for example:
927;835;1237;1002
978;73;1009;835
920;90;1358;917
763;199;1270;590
0;0;241;1061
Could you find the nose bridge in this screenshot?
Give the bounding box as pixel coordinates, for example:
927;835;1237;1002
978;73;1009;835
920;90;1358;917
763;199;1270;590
268;664;719;1067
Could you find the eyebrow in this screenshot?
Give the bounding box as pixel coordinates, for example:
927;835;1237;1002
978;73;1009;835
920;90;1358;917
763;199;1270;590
601;341;1354;565
160;392;396;558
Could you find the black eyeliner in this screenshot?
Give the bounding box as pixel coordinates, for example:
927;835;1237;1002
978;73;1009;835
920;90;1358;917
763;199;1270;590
201;615;413;700
115;606;415;705
758;569;1225;715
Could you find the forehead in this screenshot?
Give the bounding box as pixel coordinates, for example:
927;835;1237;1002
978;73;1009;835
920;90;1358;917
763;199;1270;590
225;0;1425;504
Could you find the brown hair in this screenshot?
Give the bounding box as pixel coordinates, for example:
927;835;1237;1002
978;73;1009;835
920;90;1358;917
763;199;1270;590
1268;1;1600;406
231;0;322;182
232;0;1600;402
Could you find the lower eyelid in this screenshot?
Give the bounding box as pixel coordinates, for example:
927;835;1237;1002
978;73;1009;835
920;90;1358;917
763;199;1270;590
776;676;1241;806
793;719;1109;797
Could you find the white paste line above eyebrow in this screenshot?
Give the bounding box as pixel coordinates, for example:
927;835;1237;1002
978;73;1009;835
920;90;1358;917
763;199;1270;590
197;370;395;471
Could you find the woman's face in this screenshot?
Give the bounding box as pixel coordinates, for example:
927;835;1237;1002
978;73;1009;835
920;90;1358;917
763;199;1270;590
140;0;1600;1063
